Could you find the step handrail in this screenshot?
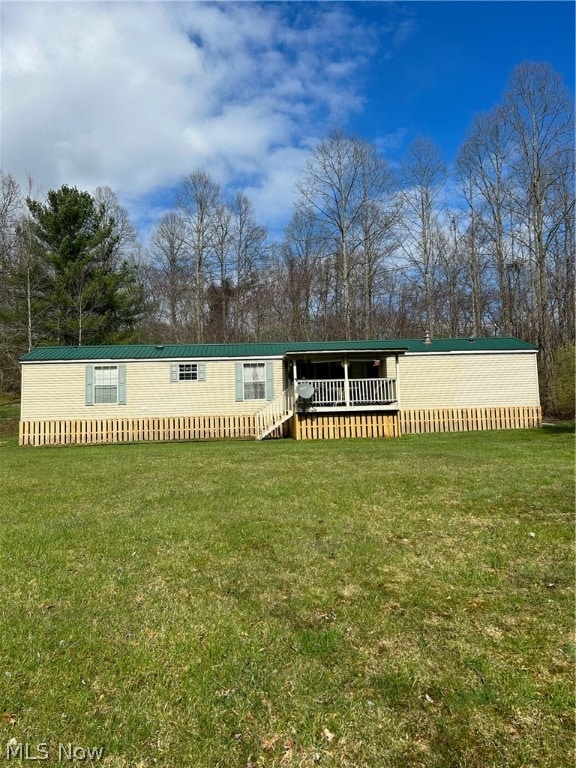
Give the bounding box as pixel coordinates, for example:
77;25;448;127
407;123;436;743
255;384;295;439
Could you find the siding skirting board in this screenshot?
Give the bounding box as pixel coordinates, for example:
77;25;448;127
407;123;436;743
18;414;280;446
291;406;540;440
400;405;542;434
19;405;541;446
290;412;401;440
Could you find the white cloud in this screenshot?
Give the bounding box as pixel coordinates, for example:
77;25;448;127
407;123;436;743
243;144;314;234
375;128;409;155
393;18;418;49
1;1;374;238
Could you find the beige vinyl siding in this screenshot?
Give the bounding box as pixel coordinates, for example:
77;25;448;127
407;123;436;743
21;359;285;421
378;356;397;379
397;352;540;409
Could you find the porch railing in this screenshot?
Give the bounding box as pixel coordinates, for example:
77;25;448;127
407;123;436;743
300;378;397;407
255;384;295;439
349;378;396;405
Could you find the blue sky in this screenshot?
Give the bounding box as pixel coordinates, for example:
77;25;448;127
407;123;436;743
2;1;574;242
351;2;575;160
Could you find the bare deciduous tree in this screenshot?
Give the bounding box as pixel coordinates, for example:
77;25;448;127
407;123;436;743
297;129;398;339
400;136;447;335
503;61;575;387
93;186;140;266
149;211;190;341
456;107;514;335
178;170;222;342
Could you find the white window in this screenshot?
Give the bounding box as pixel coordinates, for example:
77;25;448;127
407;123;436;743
179;363;198;381
243;362;266;400
94;366;118;404
170;362;205;382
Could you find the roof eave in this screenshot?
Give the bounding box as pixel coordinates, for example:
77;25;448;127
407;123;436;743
283;347;408;358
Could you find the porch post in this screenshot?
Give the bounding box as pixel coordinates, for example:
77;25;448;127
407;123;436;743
395;354;400;404
343;357;350;407
291;358;301;439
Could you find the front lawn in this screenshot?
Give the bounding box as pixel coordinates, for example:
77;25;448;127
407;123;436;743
0;428;573;766
0;393;19;441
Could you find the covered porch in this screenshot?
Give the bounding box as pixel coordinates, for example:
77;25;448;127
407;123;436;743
287;352;401;411
255;348;404;440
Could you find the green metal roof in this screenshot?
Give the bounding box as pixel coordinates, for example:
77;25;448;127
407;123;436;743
20;337;537;362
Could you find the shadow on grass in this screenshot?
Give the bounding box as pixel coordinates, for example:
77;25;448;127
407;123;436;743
541;422;575;435
0;401;20;441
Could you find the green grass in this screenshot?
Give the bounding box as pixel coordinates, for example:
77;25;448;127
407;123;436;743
0;428;573;767
0;392;19;441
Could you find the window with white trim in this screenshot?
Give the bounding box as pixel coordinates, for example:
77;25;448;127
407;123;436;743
243;362;266;400
94;365;118;404
86;364;126;406
179;363;198;381
170;362;205;382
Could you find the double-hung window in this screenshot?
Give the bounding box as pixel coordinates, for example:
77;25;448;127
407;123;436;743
86;365;126;406
94;365;118;403
235;361;274;401
243;362;266;400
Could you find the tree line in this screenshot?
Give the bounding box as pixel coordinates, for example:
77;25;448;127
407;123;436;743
0;61;573;412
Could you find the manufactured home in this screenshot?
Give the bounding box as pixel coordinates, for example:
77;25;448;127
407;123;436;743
19;337;541;446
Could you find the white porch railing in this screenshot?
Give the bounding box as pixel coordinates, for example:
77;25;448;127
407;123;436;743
299;378;396;407
349;378;396;405
255;384;295;440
